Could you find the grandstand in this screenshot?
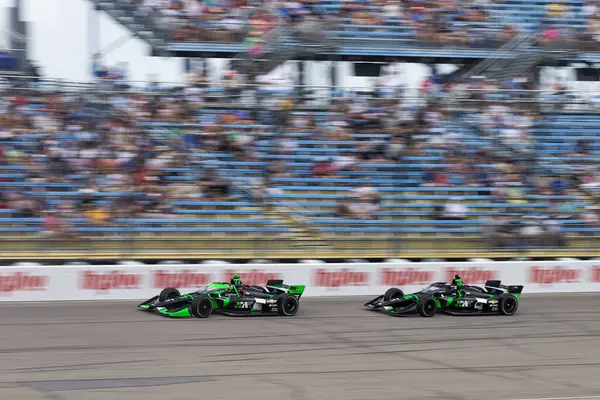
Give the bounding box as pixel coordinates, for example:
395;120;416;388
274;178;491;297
0;0;599;262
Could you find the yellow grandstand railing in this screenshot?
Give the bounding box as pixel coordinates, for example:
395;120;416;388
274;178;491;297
1;234;600;261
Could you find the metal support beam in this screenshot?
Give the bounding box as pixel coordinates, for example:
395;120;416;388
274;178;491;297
96;34;136;59
88;4;137;79
297;60;305;100
330;60;337;91
88;4;99;79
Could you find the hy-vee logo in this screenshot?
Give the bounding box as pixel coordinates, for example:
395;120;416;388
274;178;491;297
236;301;252;309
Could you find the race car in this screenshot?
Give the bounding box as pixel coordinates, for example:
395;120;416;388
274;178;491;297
364;275;523;317
138;274;306;318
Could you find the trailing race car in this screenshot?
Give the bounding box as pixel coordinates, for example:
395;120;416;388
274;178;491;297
138;274;306;318
364;275;523;317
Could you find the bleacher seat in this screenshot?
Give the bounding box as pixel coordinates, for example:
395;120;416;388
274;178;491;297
1;83;598;261
94;0;590;52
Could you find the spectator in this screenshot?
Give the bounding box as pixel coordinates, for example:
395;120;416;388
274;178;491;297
486;217;522;249
40;211;73;239
346;198;379;219
521;218;544;248
443;197;468;220
85;204;112;225
583;206;599;227
483;214;503;248
542;216;566;247
352;183;378;203
546;1;568;19
336;197;354;218
311;157;338;177
383;0;403;19
422;168;449;186
580;168;600;190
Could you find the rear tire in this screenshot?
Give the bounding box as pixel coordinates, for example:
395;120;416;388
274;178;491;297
190;296;213;318
159;287;180;302
384;288;404;301
278;294;299;316
417;296;437;317
498;294;518;316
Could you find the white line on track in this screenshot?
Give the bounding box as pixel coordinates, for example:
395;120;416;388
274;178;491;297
509;396;600;400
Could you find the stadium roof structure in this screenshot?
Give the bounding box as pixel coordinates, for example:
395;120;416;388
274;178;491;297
163;42;600;64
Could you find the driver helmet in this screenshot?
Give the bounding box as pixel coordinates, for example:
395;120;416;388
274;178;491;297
452;275;463;287
231;273;242;286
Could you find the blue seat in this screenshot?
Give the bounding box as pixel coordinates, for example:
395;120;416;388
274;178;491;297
0;227;41;232
72;227;291;233
310;219;484;225
0;174;28;179
172;210;263;215
23;191;145;197
171;201;257;207
318;227;481;233
0;182;85;188
113;218;278;224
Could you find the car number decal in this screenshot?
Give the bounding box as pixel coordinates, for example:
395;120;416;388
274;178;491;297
236;301;252;309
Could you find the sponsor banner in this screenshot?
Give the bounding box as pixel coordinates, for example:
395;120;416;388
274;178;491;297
0;269;53;301
0;261;600;301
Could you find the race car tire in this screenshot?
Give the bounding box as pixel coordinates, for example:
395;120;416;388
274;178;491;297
416;296;437;317
190;296;213;318
498;294;518;316
384;288;404;301
159;287;180;302
278;294;299;316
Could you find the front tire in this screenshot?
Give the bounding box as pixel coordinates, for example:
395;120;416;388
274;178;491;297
498;294;518;316
417;296;437;317
190;296;213;318
278;294;299;316
384;288;404;301
159;287;180;302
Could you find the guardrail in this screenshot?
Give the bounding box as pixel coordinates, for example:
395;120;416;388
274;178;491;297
0;228;598;261
4;77;600;113
1;260;599;301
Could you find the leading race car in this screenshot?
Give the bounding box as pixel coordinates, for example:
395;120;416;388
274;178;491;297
364;275;523;317
138;274;306;318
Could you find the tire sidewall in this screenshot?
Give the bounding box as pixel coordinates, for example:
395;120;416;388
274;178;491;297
418;296;437;317
499;294;518;316
384;288;404;302
191;296;213;318
159;287;181;302
278;294;299;316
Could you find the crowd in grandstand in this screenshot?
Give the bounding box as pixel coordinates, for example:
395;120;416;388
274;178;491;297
0;62;598;249
117;0;599;49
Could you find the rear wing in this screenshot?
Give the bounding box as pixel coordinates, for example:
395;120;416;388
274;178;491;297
266;280;306;297
485;280;523;295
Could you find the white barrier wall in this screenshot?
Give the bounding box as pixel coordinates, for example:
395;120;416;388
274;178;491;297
1;261;600;301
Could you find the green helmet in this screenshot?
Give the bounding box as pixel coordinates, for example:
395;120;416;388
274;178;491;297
453;275;463;287
231;274;242;286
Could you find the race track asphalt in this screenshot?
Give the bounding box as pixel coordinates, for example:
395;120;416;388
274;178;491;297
1;294;600;400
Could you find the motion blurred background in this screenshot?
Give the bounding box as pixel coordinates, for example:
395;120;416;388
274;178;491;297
0;0;599;264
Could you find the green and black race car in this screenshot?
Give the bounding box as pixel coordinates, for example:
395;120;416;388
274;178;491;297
138;274;306;318
364;275;523;317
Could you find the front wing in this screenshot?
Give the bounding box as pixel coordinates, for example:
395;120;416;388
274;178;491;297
364;295;419;316
138;295;195;317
